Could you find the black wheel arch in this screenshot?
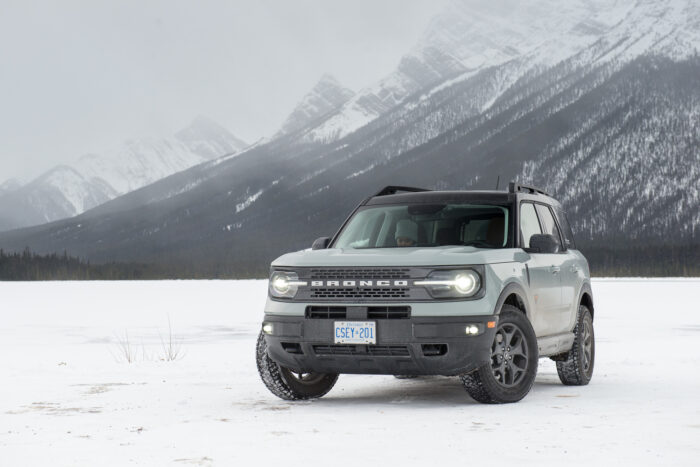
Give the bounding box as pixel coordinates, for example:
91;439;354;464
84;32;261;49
493;282;532;320
578;282;594;320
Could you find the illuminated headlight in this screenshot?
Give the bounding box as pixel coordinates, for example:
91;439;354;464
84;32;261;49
269;271;306;299
415;269;482;299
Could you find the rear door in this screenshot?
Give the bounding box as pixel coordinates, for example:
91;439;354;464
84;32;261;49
520;202;562;337
552;204;586;331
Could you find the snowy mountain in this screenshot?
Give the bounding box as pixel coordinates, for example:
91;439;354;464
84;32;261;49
77;116;247;196
174;116;248;161
0;0;697;275
0;166;116;231
300;0;639;143
274;75;355;137
0;178;22;194
0;117;247;231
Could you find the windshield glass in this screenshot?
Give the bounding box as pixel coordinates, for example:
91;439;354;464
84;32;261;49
333;203;510;249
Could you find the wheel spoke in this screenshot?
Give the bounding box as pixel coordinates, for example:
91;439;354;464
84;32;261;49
510;340;526;358
489;321;532;388
513;368;523;382
504;327;515;347
512;356;528;370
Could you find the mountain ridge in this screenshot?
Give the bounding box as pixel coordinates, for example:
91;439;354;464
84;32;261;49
0;0;696;276
0;117;248;231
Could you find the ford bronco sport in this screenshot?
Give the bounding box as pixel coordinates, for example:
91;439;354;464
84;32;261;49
256;183;595;403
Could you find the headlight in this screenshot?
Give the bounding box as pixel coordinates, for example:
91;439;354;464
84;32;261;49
269;271;306;299
415;269;482;299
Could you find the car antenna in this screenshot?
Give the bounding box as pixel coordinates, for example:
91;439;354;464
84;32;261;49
495;175;500;190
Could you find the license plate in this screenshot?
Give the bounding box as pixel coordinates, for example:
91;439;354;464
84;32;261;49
334;321;376;344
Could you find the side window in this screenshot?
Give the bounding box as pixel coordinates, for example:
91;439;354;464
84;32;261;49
553;206;576;249
520;203;542;248
535;204;563;247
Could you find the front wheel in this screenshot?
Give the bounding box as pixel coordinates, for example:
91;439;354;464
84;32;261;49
256;331;338;400
460;306;539;403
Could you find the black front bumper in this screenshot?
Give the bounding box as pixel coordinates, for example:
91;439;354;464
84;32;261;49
262;314;498;376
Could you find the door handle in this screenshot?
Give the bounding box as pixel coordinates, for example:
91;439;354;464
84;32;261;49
550;266;560;274
571;265;580;273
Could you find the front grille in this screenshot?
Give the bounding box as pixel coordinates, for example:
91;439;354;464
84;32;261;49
310;287;409;299
313;345;410;357
306;306;347;319
290;266;435;302
367;306;411;319
309;268;411;280
305;306;410;319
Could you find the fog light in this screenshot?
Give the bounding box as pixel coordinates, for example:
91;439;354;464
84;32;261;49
465;325;479;335
262;323;273;335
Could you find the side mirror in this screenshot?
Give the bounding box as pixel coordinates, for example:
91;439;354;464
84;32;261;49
311;237;330;250
526;234;561;254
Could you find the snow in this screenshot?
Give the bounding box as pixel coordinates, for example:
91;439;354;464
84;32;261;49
235;189;263;213
1;278;699;465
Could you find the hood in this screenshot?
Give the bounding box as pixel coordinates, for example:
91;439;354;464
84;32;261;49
271;247;527;268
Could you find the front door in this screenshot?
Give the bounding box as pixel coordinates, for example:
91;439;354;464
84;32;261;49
520;202;562;337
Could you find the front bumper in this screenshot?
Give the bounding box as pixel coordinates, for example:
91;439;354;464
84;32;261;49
262;314;498;376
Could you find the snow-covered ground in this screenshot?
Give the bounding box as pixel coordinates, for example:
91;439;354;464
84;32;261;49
1;279;698;466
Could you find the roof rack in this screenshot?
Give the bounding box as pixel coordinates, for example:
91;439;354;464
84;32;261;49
373;185;431;197
508;182;550;196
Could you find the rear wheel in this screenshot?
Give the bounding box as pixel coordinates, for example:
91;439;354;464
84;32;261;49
556;305;595;385
256;331;338;400
460;306;538;403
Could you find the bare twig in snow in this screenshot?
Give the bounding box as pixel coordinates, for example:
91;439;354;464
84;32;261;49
159;315;184;361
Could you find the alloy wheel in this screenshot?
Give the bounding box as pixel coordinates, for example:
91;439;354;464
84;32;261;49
490;323;529;387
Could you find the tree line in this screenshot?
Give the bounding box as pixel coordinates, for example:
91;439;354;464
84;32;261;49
1;244;698;281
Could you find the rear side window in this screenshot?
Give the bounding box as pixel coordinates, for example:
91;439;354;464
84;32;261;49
520;203;542;248
553;206;576;249
535;204;563;247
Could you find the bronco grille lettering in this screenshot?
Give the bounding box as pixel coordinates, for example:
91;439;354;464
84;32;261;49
309;279;410;287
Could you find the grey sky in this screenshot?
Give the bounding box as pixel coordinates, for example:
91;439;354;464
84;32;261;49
0;0;447;181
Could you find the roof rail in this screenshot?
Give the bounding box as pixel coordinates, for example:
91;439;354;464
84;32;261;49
373;185;431;197
508;181;550;196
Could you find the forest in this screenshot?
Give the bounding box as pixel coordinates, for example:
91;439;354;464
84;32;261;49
1;244;697;281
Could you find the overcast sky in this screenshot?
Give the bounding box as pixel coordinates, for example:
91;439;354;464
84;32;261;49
0;0;447;182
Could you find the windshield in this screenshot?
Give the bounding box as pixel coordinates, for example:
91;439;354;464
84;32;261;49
333;203;510;249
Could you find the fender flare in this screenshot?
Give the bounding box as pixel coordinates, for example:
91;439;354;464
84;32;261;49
493;281;532;321
577;281;594;319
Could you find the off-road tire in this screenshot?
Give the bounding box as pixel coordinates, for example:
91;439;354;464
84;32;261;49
556;305;594;386
256;331;338;400
460;306;539;404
